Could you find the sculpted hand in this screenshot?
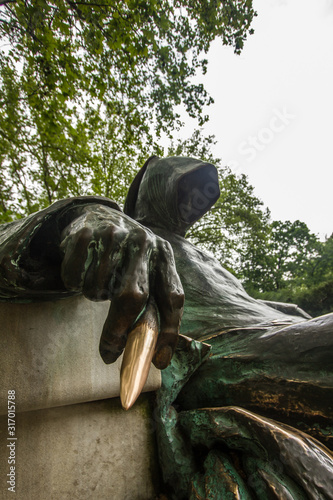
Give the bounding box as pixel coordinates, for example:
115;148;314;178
60;204;184;369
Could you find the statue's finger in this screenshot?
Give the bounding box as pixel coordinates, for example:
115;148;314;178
82;226;126;301
152;239;184;369
120;297;159;410
99;227;151;364
60;226;93;291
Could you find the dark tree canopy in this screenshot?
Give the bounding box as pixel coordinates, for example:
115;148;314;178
0;0;256;219
0;0;255;128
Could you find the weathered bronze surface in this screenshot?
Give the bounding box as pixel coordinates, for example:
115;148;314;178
1;156;333;498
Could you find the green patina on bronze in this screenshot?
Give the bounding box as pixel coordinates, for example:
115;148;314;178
155;334;333;498
155;335;211;497
189;450;253;500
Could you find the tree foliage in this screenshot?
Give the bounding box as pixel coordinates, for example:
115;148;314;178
0;0;256;220
310;233;333;285
247;229;333;317
241;220;321;293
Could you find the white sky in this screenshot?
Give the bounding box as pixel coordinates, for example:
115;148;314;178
178;0;333;240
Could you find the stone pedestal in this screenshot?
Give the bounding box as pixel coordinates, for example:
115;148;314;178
0;297;161;499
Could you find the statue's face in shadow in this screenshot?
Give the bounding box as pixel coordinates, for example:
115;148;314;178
132;157;220;235
177;163;220;225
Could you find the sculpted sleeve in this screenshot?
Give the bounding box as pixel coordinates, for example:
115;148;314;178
0;197;121;301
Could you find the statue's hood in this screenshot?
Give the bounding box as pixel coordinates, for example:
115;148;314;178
124;156;220;236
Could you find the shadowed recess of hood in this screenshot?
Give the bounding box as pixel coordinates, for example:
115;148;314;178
124;156;220;236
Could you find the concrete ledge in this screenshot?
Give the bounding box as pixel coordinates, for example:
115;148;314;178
0;395;160;499
0;296;161;414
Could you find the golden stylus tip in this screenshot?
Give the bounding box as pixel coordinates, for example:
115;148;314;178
120;302;159;410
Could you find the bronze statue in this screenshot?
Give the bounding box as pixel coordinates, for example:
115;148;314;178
1;156;332;498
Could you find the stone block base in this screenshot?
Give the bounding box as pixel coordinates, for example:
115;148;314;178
0;394;160;499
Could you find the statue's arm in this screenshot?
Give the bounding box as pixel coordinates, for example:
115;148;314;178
258;299;311;319
0;196;121;301
0;196;184;369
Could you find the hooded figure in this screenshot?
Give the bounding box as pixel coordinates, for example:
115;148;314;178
0;156;333;498
125;156;309;339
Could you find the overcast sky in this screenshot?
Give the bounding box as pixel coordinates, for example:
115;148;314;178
180;0;333;240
